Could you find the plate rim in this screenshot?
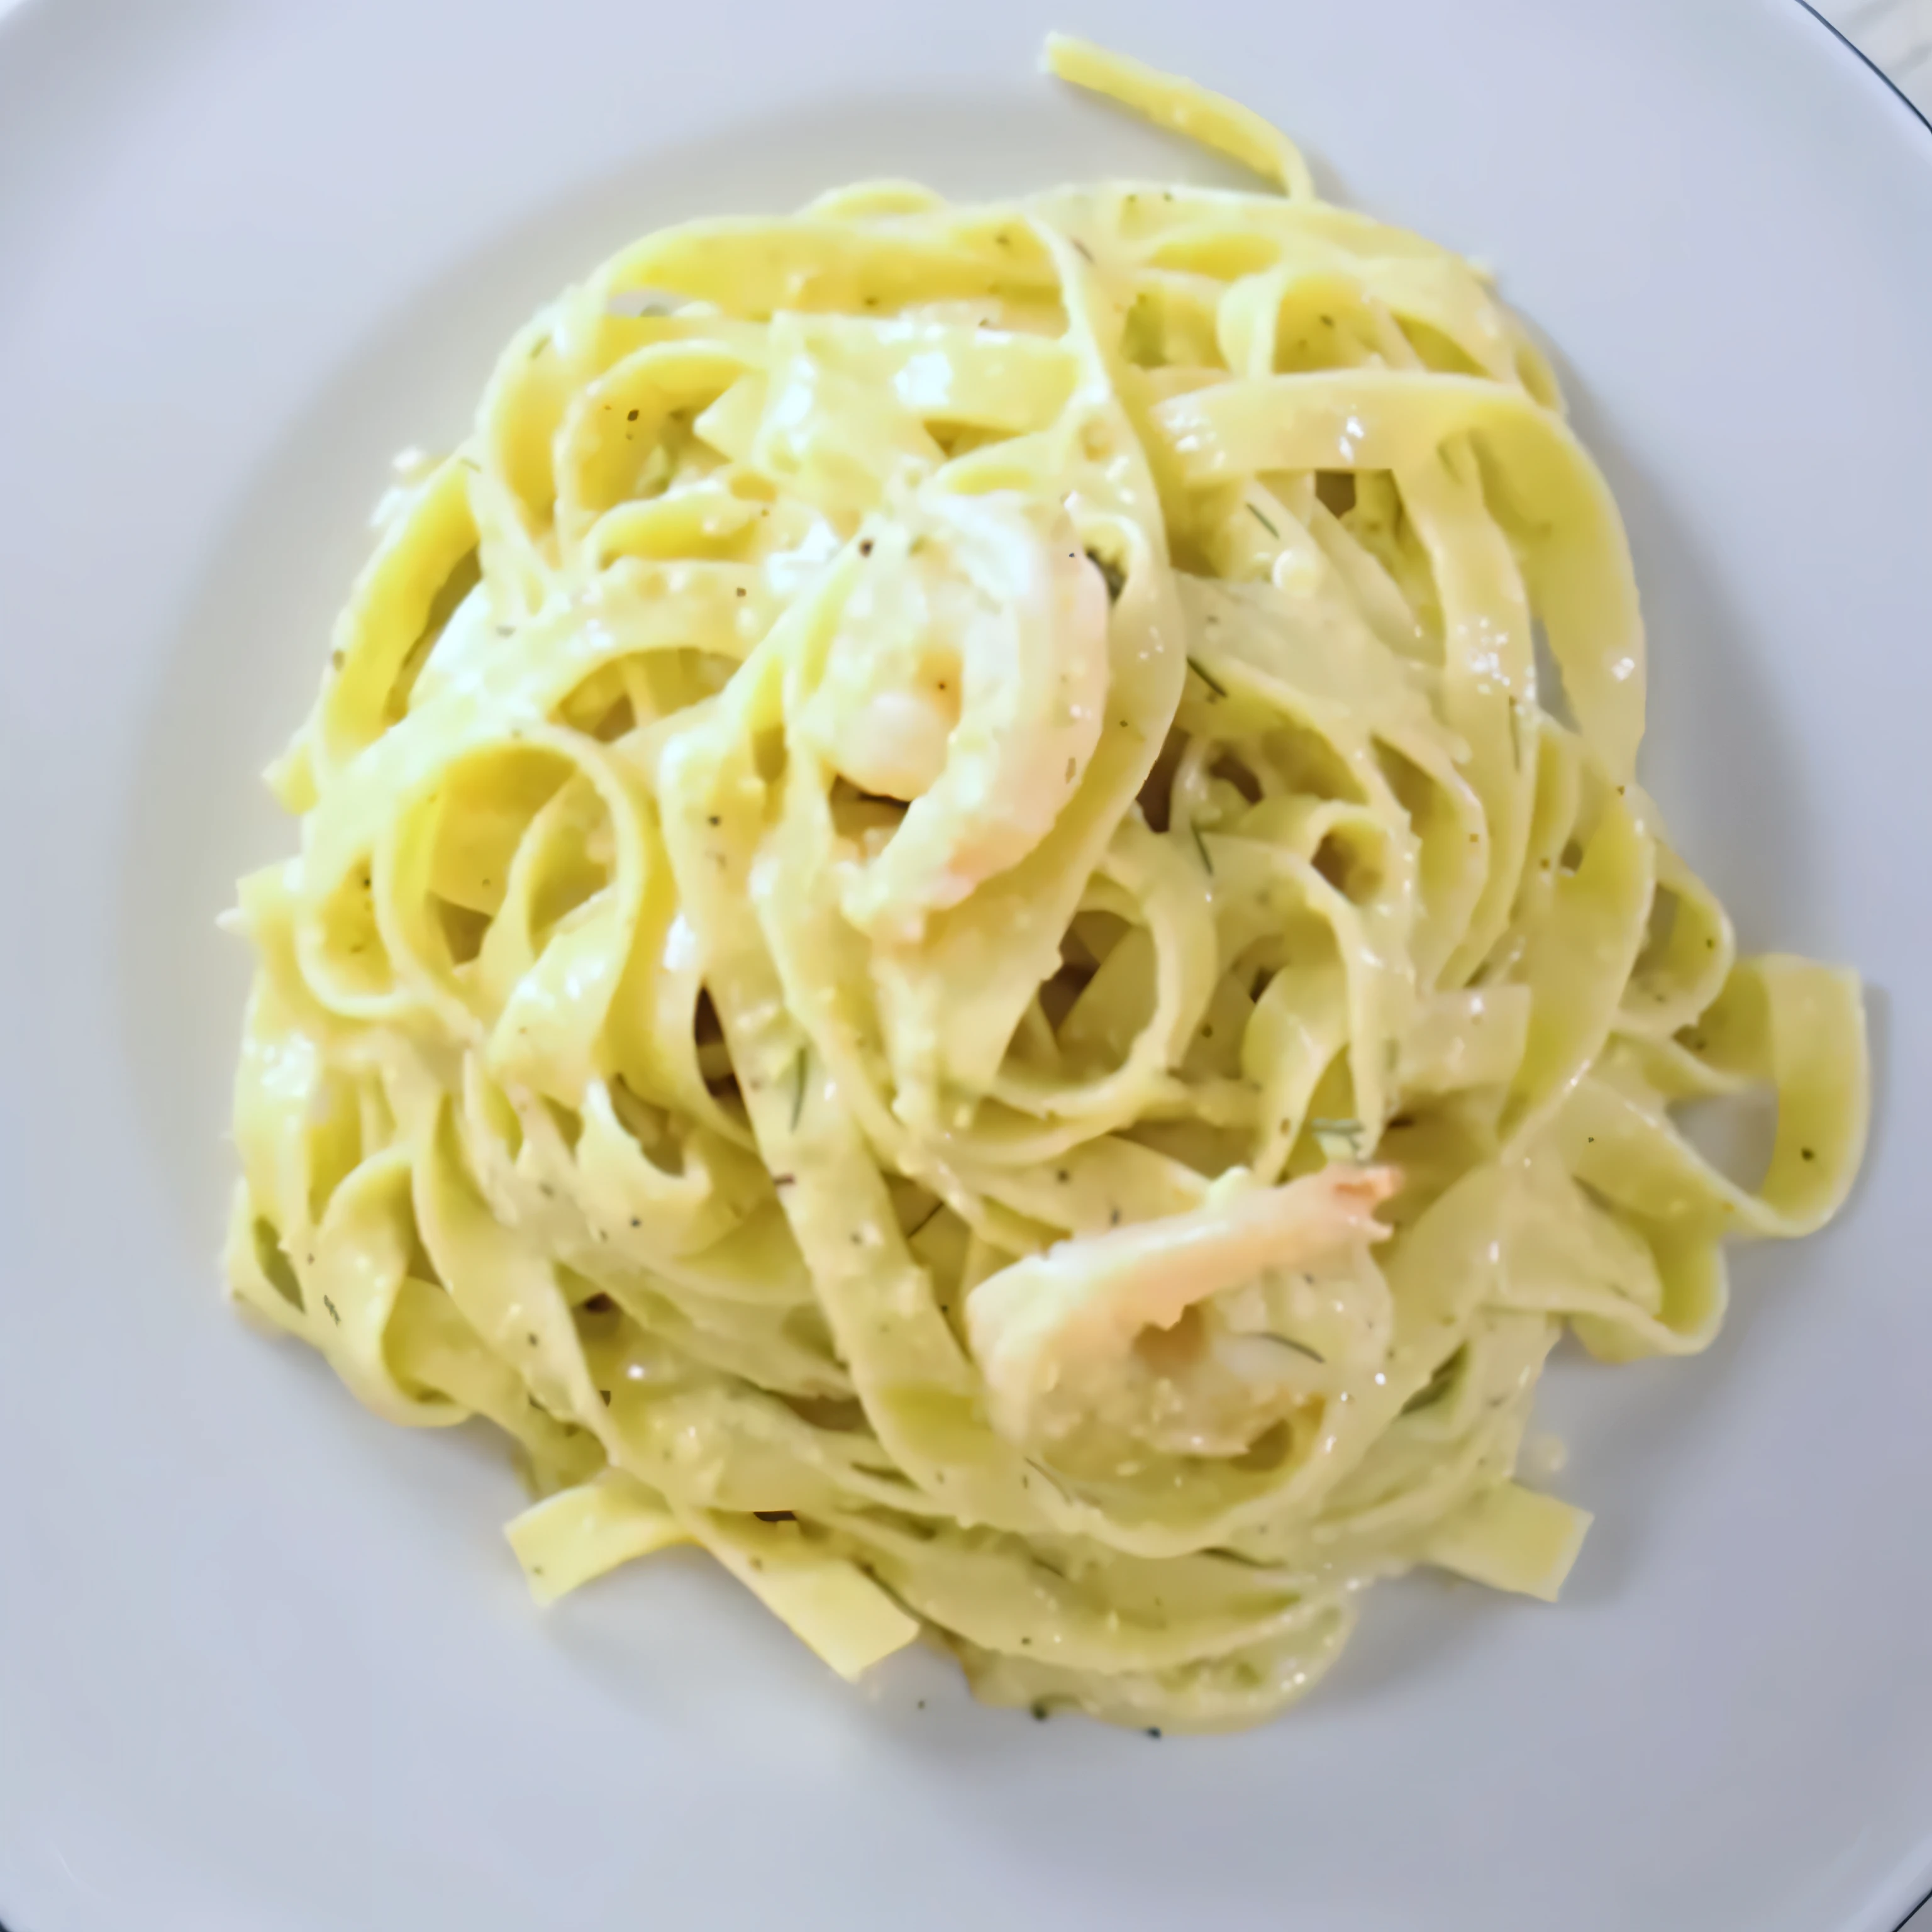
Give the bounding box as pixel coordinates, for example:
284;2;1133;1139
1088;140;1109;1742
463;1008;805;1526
2;2;1930;1929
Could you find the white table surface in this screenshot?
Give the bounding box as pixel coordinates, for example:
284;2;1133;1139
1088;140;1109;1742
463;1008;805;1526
1816;0;1932;106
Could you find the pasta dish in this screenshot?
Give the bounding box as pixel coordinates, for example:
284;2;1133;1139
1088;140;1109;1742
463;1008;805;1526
224;37;1868;1730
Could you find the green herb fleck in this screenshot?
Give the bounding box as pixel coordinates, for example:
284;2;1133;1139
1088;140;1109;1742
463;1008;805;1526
1246;501;1280;539
1185;655;1226;699
1309;1116;1366;1158
1509;699;1532;772
1188;818;1214;876
789;1047;809;1131
252;1221;303;1312
1402;1346;1465;1416
1084;548;1126;602
1263;1333;1326;1365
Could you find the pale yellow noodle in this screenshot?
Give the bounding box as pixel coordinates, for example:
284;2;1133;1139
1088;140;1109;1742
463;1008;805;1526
224;37;1868;1731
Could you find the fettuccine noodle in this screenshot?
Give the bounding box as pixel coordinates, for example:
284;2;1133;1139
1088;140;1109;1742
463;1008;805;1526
224;36;1868;1731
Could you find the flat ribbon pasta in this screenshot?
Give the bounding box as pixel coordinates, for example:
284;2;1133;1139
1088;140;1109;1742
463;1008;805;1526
224;36;1868;1733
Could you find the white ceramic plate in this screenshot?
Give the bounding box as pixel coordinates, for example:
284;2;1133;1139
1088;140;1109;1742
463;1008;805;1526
3;1;1928;1926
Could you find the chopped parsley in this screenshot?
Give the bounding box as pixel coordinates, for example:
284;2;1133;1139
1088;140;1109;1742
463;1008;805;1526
1185;655;1226;699
1188;818;1214;876
789;1046;809;1131
1084;548;1126;602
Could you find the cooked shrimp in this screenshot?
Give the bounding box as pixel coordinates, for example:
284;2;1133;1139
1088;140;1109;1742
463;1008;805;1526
799;491;1111;941
965;1165;1399;1455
